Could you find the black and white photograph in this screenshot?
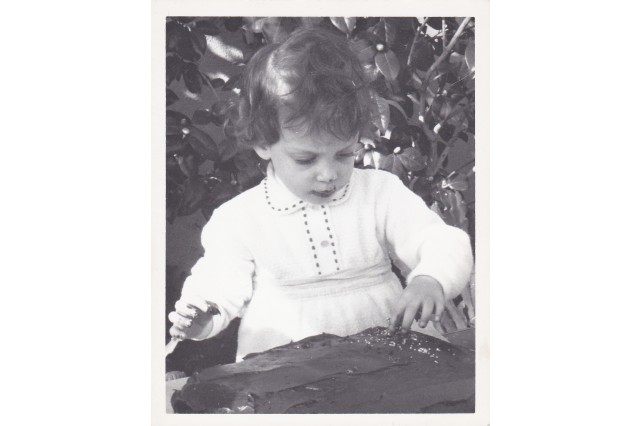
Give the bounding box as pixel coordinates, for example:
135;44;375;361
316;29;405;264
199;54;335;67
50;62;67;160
9;0;640;425
153;0;489;423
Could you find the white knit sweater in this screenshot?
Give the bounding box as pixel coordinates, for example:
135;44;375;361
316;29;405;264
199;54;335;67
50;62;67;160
181;166;473;360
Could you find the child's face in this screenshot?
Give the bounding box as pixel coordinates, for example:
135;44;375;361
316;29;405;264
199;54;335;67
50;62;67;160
254;127;358;205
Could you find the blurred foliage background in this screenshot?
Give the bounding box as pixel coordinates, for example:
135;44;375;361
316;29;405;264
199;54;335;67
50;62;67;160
165;16;476;372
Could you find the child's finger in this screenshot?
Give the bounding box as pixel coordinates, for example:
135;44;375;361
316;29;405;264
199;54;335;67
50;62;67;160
433;296;445;323
169;325;186;340
389;311;401;332
168;311;193;328
175;298;208;317
174;300;197;318
400;303;420;332
418;299;435;328
389;295;408;332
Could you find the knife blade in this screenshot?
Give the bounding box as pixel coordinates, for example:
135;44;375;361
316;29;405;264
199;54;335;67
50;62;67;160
166;337;181;356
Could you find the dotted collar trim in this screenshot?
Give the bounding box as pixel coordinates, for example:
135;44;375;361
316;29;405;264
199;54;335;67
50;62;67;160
262;176;350;213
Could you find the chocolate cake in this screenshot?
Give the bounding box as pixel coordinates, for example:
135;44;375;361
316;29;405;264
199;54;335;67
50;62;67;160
170;327;475;414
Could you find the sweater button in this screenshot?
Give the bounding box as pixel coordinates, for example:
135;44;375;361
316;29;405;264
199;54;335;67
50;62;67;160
321;240;329;248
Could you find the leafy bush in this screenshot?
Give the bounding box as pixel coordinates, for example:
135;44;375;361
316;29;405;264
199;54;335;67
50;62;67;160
165;16;475;239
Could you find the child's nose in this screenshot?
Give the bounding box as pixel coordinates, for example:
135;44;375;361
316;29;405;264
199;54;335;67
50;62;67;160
316;165;338;182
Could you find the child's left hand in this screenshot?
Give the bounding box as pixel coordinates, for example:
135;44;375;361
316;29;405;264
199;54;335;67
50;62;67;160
390;275;445;333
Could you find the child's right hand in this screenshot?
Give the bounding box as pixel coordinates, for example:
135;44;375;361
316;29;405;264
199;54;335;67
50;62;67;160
168;296;216;341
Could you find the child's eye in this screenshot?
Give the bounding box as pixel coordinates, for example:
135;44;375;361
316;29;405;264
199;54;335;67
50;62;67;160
338;152;357;160
294;158;315;165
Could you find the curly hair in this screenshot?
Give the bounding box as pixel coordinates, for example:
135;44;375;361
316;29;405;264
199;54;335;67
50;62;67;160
233;26;372;147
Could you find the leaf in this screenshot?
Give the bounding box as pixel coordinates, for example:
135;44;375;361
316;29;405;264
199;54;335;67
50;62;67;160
240;28;254;46
183;63;202;94
465;40;475;72
465;133;475;146
330;17;356;35
166;55;183;84
192;109;211;125
354;142;367;164
221;73;241;91
259;17;296;43
195;19;220;36
449;51;465;66
397;147;427;172
176;28;200;62
245;17;267;33
370;20;386;42
301;17;324;27
350;38;376;64
429;201;444;218
166;134;185;155
375;50;400;80
166;110;190;135
379;153;406;178
180;178;209;216
443;175;469;191
205;35;245;64
175;154;199;178
387;99;409;123
390;17;416;47
409;176;432;199
426;17;443;30
166;89;179;107
210;99;230;116
408;36;435;71
363;150;382;169
445;109;468;130
185;126;219;161
388;125;413;148
209;78;225;89
189;28;207;56
234;151;264;188
175;17;195;24
166;20;183;52
382;18;398;46
211;182;241;208
211;114;226;127
436;122;456;142
219;138;239;163
209;100;231;126
432;189;469;231
233;150;263;188
224;17;243;32
371;93;390;133
376;137;394;156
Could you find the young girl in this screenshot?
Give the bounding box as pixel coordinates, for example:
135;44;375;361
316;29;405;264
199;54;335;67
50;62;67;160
168;27;473;361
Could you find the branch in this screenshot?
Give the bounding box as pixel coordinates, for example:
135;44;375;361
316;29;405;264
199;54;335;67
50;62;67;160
419;17;472;122
199;71;220;100
406;19;429;66
442;18;446;49
447;158;475;179
425;17;471;84
434;145;450;172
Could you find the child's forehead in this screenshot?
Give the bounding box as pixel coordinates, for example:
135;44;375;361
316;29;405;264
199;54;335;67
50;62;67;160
280;127;358;150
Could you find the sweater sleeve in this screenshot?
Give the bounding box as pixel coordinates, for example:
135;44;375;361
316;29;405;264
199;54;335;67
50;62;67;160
179;204;255;340
381;173;473;300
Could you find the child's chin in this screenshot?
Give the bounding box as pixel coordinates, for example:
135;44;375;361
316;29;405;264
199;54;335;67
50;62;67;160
304;196;324;205
307;192;335;203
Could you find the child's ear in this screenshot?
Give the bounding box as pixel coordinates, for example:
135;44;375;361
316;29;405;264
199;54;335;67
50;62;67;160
253;144;272;161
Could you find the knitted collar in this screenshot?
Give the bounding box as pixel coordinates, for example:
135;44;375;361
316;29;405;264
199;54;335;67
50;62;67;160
261;163;352;215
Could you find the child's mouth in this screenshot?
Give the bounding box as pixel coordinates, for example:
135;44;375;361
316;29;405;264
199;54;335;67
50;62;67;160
312;189;336;198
